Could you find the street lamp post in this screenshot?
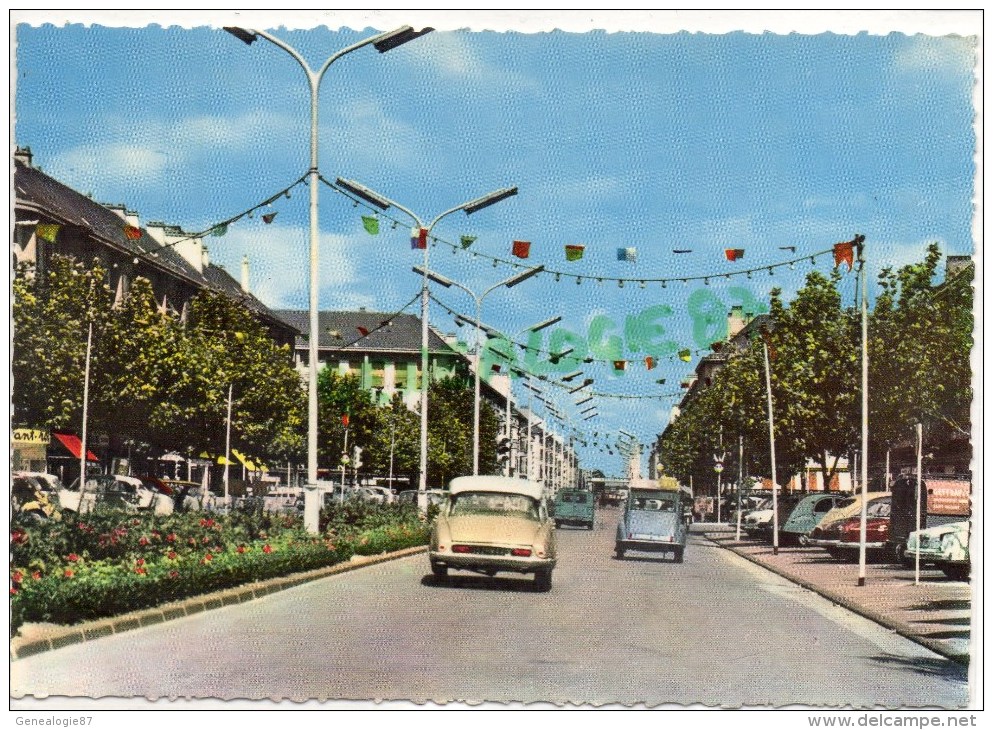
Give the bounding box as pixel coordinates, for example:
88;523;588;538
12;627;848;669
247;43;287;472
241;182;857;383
225;24;432;533
414;264;545;475
335;178;517;511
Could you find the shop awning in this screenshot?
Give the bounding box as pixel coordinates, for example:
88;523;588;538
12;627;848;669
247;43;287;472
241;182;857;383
52;433;99;461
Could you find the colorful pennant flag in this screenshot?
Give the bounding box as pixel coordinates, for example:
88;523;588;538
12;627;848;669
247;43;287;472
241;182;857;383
613;360;627;371
645;356;656;370
678;349;692;362
512;240;531;259
262;212;278;224
210;224;228;238
460;235;477;249
356;326;370;337
656;378;666;385
673;249;692;254
491;363;502;373
410;227;428;250
617;247;637;262
779;246;796;253
35;224;60;242
725;249;745;261
341;414;350;427
124;225;143;240
833;241;854;271
361;216;379;235
565;244;585;261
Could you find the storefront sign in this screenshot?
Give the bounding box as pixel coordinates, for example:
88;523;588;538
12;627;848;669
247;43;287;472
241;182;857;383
12;428;50;445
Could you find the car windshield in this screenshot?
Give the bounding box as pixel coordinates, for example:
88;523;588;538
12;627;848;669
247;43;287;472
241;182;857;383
632;497;677;511
450;492;539;519
867;500;891;518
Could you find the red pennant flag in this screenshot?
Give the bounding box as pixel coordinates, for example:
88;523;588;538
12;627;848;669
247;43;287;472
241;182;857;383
124;225;142;240
613;360;627;371
512;240;531;259
356;326;370;337
491;363;502;373
834;241;854;271
262;212;277;224
645;356;656;370
725;248;745;261
341;414;349;427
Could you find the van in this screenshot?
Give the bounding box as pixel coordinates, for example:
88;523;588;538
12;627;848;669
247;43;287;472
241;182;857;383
553;489;595;530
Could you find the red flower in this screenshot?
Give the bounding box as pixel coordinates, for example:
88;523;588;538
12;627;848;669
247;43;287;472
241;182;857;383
168;570;179;579
139;537;150;546
135;558;145;567
63;569;75;578
11;571;24;584
167;551;178;560
203;553;214;563
10;530;28;545
188;538;197;545
166;533;177;543
236;545;247;554
31;571;41;581
262;544;273;554
134;567;147;575
66;553;80;563
9;587;17;596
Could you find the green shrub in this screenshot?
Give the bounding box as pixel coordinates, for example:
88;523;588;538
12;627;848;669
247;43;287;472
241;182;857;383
9;503;427;634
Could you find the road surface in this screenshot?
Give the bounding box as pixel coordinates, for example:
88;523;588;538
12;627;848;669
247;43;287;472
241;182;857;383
11;509;969;707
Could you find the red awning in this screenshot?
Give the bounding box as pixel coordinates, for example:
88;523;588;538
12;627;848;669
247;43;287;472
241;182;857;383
52;433;99;461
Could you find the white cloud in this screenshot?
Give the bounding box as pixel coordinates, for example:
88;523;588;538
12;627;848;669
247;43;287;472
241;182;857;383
893;35;977;75
403;30;541;94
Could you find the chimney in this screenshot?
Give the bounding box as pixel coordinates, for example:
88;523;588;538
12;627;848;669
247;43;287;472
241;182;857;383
201;245;210;270
146;221;204;274
14;146;33;167
104;203;128;222
727;305;747;338
241;255;250;293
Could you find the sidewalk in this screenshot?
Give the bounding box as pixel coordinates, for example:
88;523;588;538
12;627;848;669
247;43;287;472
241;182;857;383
703;526;973;664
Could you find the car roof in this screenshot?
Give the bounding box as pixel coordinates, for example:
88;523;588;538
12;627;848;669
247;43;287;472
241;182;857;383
448;476;544;501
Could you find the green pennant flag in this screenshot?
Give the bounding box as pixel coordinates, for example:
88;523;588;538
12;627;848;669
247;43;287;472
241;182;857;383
678;349;692;362
211;223;228;237
565;244;585;261
361;216;379;235
35;224;60;243
460;235;477;249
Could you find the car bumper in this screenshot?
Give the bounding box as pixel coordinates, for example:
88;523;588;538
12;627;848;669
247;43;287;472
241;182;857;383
906;547;960;563
617;538;684;553
429;551;556;574
556;517;594;526
808;537;841;548
836;540;888;551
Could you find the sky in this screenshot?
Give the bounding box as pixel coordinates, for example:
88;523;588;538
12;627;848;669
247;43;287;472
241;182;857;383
12;11;979;477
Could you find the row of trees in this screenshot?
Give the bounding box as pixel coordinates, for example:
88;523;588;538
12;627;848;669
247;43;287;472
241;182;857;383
657;244;973;491
13;254;503;484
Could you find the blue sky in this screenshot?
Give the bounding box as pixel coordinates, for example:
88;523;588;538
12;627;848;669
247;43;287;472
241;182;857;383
13;12;978;476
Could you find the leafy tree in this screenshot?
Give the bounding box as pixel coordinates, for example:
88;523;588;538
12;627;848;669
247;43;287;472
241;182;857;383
426;376;500;486
367;394;420;487
315;369;379;474
12;256;114;430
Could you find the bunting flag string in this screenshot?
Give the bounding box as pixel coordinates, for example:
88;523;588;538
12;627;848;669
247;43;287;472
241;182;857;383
460;235;477;249
429;291;713;368
321;176;851;288
140;173;309;259
311;291;422;354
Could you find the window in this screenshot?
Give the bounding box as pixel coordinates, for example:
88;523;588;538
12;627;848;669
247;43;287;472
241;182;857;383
394;365;409;390
814;498;834;513
450;492;539;520
370;361;385;389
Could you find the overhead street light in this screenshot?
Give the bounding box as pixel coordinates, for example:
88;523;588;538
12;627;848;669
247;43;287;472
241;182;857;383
411;263;544;475
337;179;516;512
575;395;594;406
582;412;598;421
560;370;584;382
568;378;594;394
225;24;430;533
527;315;562;332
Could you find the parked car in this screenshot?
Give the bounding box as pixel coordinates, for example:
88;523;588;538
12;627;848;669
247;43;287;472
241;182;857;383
60;474;174;515
429;476;556;590
11;474;60;521
781;493;848;545
263;489;303;513
553;489;595;530
808;492;891;559
905;520;971;581
615;488;688;562
834;497;892;560
160;480;219;512
398;489;448;509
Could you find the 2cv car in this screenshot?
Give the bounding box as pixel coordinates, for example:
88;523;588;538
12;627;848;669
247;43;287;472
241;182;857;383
615;487;688;562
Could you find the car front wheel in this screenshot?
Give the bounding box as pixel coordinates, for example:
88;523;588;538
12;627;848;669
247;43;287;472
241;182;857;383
534;569;552;592
431;562;448;580
942;564;970;581
615;546;625;560
673;548;684;563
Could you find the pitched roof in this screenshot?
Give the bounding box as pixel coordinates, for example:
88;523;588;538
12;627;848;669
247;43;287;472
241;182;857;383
14;159;292;332
273;309;456;354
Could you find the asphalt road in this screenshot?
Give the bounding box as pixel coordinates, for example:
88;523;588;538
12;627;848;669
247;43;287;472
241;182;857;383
11;508;969;707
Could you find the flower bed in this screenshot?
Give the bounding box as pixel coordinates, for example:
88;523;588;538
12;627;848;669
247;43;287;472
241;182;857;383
10;503;430;633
